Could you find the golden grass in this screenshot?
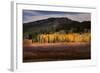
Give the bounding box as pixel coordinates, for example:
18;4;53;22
23;39;32;45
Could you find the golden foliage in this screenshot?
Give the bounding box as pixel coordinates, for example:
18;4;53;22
37;33;91;43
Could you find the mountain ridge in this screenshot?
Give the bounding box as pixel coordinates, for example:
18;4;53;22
23;17;91;36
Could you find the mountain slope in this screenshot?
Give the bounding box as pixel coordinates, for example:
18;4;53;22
23;17;91;37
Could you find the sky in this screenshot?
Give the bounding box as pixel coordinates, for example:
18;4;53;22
23;10;91;23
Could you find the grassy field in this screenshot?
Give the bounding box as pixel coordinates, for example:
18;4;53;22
23;42;91;62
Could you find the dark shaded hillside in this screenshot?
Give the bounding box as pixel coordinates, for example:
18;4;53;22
23;17;73;32
23;17;91;39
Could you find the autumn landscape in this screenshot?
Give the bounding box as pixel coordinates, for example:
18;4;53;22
23;10;91;62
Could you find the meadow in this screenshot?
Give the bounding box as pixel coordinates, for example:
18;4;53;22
23;32;91;62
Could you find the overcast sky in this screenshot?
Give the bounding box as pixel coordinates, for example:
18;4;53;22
23;10;91;23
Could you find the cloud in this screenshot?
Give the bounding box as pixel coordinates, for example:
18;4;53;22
23;10;91;23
